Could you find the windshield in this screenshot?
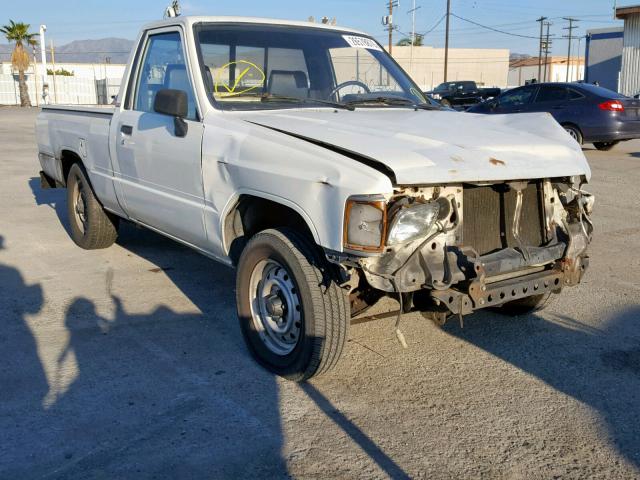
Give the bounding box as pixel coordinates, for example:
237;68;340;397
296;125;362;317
194;23;427;110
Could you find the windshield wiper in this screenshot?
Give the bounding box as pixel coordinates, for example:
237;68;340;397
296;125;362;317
261;94;355;111
345;96;440;110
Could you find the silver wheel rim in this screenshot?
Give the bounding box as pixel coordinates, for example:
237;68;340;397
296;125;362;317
72;175;88;234
565;127;578;141
248;259;302;356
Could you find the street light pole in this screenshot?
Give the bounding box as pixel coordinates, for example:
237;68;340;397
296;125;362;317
39;24;48;104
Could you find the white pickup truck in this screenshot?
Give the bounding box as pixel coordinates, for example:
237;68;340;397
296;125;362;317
36;16;594;381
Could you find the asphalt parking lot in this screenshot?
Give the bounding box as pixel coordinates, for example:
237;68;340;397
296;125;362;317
1;106;639;479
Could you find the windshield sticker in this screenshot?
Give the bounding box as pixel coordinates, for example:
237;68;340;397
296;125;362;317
342;35;383;52
214;60;266;97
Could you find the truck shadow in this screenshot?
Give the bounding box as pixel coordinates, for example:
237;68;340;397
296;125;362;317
28;177;70;233
23;179;412;479
442;305;640;469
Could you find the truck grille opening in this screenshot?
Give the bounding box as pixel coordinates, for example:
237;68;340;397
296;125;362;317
462;182;546;256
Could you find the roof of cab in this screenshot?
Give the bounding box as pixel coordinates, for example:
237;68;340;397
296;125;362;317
140;15;369;36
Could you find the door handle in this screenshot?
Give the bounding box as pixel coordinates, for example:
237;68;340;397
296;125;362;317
120;125;133;135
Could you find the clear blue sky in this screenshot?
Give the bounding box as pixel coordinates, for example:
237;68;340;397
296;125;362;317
3;0;628;54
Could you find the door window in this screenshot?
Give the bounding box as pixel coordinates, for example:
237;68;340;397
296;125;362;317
535;86;568;103
134;31;198;120
498;87;535;108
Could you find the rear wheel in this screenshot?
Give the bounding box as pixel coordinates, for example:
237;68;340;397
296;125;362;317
66;163;119;250
495;292;554;316
593;141;619;151
236;228;349;381
563;125;583;145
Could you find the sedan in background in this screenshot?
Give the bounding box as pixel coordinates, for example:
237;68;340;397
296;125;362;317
468;82;640;150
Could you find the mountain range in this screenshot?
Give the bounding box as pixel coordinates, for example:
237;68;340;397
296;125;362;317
0;38;135;64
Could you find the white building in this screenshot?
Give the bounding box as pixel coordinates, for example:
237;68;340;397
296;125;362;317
508;57;585;87
391;46;510;90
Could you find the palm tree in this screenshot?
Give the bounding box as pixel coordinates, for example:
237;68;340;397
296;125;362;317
1;20;38;107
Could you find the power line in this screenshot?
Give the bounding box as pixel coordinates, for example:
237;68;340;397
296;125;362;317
450;13;540;39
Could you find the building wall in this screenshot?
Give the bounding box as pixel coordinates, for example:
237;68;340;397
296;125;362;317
390;46;510;90
585;27;624;92
507;60;584;87
620;13;640;96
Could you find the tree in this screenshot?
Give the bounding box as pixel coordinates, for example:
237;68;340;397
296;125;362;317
396;35;424;47
1;20;38;107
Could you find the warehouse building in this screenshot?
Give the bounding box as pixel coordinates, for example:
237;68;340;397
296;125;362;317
390;46;510;90
617;4;640;97
507;57;584;87
584;27;624;92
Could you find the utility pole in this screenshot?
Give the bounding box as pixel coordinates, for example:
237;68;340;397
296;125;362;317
563;17;578;82
444;0;451;82
536;16;547;82
388;0;394;55
542;21;552;82
408;1;422;74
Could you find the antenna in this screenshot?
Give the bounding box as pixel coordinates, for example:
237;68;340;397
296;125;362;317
164;1;181;18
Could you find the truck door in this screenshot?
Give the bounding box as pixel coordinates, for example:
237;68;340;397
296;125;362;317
112;28;207;249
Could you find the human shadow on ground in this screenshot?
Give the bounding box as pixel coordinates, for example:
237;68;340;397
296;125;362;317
443;305;640;469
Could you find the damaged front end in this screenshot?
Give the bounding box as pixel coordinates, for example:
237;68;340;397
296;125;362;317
337;177;594;323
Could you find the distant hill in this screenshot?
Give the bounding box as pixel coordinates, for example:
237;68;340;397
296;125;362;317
0;38;134;64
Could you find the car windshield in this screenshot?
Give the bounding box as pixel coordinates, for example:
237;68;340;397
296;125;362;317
194;23;427;110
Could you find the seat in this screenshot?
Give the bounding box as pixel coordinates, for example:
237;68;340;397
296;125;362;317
164;64;196;118
267;70;309;98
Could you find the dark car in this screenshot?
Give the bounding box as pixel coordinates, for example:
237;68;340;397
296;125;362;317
426;81;482;109
468;82;640;150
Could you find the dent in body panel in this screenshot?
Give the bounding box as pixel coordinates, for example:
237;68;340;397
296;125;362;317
201;114;393;255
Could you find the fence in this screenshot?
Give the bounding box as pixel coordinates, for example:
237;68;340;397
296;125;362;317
0;73;121;106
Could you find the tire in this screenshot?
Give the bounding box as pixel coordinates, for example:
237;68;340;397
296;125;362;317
593;141;619;151
495;292;555;316
66;163;119;250
563;125;583;145
236;228;349;382
440;98;452;108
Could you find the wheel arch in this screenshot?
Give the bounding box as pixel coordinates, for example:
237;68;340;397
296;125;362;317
58;149;84;186
222;193;321;266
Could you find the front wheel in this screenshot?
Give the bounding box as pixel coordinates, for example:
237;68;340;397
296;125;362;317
593;141;619;151
236;228;349;381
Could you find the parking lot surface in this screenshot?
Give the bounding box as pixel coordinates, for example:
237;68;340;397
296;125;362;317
1;106;639;479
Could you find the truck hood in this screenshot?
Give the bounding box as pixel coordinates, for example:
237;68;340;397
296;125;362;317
242;109;591;185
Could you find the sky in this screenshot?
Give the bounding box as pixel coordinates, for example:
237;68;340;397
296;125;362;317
2;0;629;55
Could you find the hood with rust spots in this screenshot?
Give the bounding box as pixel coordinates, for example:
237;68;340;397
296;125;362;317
241;109;591;185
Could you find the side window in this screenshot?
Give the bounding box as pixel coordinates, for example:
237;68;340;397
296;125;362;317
569;89;585;100
535;86;568;103
134;32;197;120
499;87;535;107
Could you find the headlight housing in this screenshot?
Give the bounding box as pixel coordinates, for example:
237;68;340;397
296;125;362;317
387;201;440;245
344;198;387;252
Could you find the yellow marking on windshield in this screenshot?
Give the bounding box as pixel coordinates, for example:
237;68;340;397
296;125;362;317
214;60;266;97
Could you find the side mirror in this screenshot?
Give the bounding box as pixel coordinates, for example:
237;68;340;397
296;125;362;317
154;89;189;137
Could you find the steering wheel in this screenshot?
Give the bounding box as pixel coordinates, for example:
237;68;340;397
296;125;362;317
328;80;371;100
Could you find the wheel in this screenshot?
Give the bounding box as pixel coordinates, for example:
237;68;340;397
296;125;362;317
494;292;554;316
563;125;583;145
66;163;119;249
440;98;452;108
236;228;349;381
593;141;619;151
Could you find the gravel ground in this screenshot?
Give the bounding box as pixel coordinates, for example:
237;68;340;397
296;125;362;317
1;106;639;479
